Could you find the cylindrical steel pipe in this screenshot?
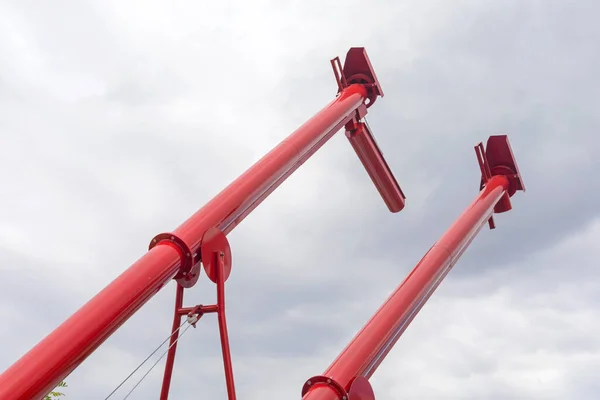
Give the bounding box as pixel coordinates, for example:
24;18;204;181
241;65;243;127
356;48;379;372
0;84;369;400
302;175;510;400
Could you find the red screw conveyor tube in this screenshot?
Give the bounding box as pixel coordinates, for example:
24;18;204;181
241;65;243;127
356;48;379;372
0;48;405;400
300;135;525;400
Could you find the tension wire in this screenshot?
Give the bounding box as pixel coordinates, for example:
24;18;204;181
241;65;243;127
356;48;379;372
104;319;188;399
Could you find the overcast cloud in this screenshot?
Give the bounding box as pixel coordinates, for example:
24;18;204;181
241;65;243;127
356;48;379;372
1;0;599;399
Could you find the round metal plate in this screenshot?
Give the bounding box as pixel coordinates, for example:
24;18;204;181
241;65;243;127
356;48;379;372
201;227;232;283
177;261;202;288
348;376;375;400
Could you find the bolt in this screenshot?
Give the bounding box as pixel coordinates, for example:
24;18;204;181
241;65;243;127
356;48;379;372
307;380;312;385
327;379;331;384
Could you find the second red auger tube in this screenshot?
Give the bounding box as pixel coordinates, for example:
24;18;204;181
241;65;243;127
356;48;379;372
301;136;525;400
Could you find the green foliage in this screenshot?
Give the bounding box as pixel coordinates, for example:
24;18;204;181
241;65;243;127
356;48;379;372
44;381;67;399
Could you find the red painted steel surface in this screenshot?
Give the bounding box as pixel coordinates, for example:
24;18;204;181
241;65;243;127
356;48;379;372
0;48;406;399
302;171;521;399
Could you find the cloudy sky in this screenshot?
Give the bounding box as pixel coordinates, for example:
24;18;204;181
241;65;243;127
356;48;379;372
1;0;599;399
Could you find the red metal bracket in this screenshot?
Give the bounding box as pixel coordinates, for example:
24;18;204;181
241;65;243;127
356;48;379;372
331;47;384;108
346;377;376;400
177;304;218;317
302;376;348;399
149;233;201;288
159;228;236;400
301;375;376;400
475;135;526;229
331;48;405;213
201;227;232;283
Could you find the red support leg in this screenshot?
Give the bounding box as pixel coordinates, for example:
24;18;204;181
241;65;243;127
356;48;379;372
216;251;236;400
160;283;185;400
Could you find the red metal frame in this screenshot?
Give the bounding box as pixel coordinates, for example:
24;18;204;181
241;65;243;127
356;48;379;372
0;48;406;400
0;47;525;400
